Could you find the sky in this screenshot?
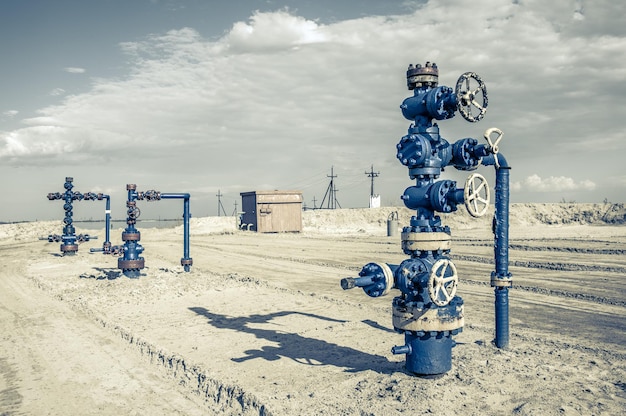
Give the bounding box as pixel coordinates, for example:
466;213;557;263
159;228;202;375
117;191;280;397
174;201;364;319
1;0;625;222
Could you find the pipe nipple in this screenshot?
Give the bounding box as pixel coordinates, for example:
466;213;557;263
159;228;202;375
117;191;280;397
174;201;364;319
391;344;412;355
340;277;356;290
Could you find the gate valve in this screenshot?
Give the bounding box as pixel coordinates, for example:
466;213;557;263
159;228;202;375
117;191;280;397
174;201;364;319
83;192;104;201
127;203;141;220
46;235;62;243
110;245;123;256
142;190;161;201
76;234;97;243
394;257;430;300
402;180;465;213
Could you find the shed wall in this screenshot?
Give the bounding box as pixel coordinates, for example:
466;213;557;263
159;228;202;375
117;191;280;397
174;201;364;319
240;191;303;232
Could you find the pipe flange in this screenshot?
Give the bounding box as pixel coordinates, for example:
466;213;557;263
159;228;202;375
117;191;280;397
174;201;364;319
401;231;451;252
491;274;513;287
181;258;193;266
118;258;145;270
61;244;79;254
392;301;464;332
121;231;141;241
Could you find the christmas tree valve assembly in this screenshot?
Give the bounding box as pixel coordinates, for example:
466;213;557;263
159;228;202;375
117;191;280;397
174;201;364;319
340;62;511;375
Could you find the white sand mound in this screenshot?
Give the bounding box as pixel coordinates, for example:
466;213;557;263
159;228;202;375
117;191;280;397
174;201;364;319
302;203;625;235
187;216;239;235
0;220;59;241
2;203;624;241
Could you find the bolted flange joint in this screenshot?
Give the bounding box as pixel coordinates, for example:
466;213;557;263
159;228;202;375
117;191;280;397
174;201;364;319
340;262;396;298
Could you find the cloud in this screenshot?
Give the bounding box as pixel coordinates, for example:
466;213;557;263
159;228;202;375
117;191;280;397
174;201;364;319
64;67;86;74
49;88;66;96
223;10;328;52
1;3;625;207
2;110;18;118
512;174;596;192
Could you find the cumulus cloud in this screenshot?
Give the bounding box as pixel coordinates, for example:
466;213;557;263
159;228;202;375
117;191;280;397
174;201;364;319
224;10;328;52
512;174;596;192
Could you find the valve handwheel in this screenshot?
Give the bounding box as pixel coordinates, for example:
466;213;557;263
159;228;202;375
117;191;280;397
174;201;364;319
464;173;490;217
428;259;458;306
129;207;141;219
455;72;488;122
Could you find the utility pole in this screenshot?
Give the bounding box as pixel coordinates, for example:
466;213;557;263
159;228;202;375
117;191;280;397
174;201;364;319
232;200;238;216
320;166;341;209
216;190;227;217
365;164;381;208
365;165;380;197
312;196;317;210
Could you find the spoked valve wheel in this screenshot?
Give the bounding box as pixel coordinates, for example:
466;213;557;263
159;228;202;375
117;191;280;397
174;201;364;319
428;259;459;307
456;72;488;122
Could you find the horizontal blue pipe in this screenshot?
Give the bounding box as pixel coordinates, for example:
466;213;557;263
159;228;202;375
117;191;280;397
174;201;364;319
481;153;509;169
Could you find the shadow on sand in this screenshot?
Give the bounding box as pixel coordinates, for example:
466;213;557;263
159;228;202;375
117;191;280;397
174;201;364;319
79;267;123;280
189;307;398;374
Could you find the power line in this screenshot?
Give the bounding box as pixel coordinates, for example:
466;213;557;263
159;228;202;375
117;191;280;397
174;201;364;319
365;164;380;197
216;189;227;217
319;166;341;209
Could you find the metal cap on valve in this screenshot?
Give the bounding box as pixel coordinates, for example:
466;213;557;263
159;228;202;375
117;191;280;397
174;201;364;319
407;62;439;90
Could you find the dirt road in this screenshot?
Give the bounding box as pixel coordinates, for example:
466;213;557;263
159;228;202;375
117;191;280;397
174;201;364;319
0;243;207;415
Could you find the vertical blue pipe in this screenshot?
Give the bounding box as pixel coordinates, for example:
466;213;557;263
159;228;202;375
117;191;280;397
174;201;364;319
89;194;113;253
104;195;111;246
494;166;510;276
183;195;191;271
495;288;509;347
494;164;511;348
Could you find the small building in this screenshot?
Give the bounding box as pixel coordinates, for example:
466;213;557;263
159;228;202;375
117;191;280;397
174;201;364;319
240;190;303;233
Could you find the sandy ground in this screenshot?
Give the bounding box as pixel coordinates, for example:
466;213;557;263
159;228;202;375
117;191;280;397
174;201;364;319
1;204;625;415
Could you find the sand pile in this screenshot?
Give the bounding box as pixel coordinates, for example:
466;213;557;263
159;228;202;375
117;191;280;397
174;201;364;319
0;220;59;241
301;203;625;235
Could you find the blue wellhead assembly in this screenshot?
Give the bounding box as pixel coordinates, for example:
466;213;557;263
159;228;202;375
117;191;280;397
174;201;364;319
44;177;99;255
340;62;512;375
94;184;193;278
